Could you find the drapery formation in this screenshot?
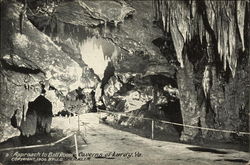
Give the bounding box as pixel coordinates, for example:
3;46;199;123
153;0;247;77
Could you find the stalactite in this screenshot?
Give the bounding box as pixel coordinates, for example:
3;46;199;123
160;0;166;31
236;1;246;51
227;2;237;77
176;2;190;43
79;36;111;79
170;17;185;68
154;0;247;77
205;1;216;31
217;2;222;61
189;0;198;41
169;1;191;67
104;20;107;37
164;0;170;33
198;15;204;45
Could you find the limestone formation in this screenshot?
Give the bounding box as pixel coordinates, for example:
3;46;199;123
0;0;249;146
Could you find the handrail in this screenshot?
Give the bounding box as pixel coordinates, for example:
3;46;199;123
97;109;250;135
0;132;76;152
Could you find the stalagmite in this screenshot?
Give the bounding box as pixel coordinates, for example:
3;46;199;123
202;65;212;98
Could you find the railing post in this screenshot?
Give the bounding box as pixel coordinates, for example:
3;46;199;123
78;115;80;132
85;123;87;137
151;120;154;140
98;109;100;124
248;85;250;152
74;134;79;159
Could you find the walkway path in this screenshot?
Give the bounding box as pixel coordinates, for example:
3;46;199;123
52;113;250;165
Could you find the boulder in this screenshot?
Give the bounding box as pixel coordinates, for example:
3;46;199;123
103;76;123;97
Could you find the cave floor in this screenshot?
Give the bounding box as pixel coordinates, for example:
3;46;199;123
0;113;249;165
53;113;250;165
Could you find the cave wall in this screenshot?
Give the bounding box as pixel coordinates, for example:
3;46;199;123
0;1;98;142
154;0;250;142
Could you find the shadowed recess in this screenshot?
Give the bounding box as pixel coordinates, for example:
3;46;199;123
215;159;248;163
187;147;228;154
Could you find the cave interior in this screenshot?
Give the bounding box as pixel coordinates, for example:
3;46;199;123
0;0;249;151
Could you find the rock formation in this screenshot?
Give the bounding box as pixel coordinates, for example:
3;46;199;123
0;0;249;146
154;0;249;142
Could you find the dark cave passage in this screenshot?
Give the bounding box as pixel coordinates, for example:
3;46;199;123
35;95;53;134
162;100;183;136
20;95;53;137
152;33;178;66
10;109;18;129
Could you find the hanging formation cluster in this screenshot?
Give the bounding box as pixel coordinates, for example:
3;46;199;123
153;0;248;78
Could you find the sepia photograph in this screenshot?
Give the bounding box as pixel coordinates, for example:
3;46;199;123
0;0;249;164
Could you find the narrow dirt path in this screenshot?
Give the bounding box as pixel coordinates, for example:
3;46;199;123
52;113;250;165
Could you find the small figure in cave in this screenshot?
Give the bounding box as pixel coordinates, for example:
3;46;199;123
90;90;97;112
76;87;85;101
148;100;156;112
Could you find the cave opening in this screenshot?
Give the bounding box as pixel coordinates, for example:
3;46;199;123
20;95;53;137
160;100;183;136
147;74;183;136
152;33;178;66
149;74;177;89
151;31;186;138
11;109;18;129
